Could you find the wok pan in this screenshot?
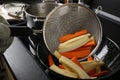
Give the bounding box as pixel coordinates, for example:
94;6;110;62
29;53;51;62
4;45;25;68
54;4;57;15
36;37;120;80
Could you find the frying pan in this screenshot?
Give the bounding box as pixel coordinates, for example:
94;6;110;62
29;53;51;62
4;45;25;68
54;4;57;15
36;37;120;80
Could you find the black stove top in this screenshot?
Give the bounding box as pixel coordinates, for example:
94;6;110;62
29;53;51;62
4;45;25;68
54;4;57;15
4;16;120;80
1;0;120;79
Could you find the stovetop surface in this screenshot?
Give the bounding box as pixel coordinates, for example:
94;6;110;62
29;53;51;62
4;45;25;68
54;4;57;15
0;1;119;78
2;15;120;80
0;0;119;79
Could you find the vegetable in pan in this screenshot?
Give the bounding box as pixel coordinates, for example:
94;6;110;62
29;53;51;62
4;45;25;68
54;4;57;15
59;29;96;59
48;29;110;79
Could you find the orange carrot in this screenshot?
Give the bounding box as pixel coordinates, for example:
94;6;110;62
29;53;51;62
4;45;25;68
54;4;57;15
72;46;92;51
74;29;88;36
88;69;96;75
87;56;94;61
59;64;65;69
82;38;96;47
90;70;110;77
59;34;73;43
59;29;88;43
71;57;84;69
61;47;92;59
48;54;54;66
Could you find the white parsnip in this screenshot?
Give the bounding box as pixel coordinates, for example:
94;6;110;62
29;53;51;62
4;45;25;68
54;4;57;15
80;61;104;72
59;56;90;79
50;64;78;78
53;50;61;59
58;33;91;53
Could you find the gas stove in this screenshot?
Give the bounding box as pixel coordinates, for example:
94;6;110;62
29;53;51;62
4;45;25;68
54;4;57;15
0;0;120;80
1;18;120;80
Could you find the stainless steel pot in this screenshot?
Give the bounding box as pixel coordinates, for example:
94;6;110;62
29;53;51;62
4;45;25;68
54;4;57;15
24;0;62;28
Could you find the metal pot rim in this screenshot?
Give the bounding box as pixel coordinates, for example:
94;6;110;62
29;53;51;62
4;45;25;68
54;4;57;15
24;2;62;18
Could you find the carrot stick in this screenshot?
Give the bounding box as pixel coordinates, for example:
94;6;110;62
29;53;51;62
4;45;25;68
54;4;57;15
88;69;96;75
61;47;92;59
74;29;88;36
90;70;110;77
71;57;84;69
72;46;92;51
96;66;102;73
60;29;88;43
59;34;73;43
87;56;94;61
82;37;96;47
48;54;54;66
59;64;65;69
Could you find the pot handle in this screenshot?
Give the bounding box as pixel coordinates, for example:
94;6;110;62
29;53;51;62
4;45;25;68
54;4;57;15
9;26;43;36
26;15;36;28
9;26;33;36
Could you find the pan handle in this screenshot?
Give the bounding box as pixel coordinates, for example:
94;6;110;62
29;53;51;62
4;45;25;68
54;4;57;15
9;26;43;36
9;26;33;36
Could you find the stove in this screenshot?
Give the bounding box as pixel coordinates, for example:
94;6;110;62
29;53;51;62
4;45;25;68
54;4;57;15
0;0;120;80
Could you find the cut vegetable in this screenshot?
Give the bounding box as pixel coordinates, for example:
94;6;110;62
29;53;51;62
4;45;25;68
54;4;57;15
47;29;110;79
82;36;96;47
54;50;61;59
50;64;78;78
48;54;54;66
96;66;102;73
71;57;84;70
88;69;96;75
61;47;92;59
72;46;92;51
59;56;90;79
59;29;88;43
58;33;91;53
59;64;65;69
80;61;105;72
87;56;96;75
90;70;110;77
87;56;94;61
